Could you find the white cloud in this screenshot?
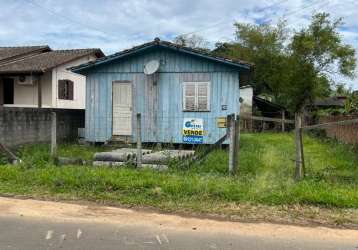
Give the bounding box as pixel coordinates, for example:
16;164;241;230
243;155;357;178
0;0;357;89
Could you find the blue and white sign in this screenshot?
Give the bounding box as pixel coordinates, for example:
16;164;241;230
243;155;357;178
182;118;204;144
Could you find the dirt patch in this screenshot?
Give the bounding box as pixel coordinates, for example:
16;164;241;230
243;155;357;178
1;193;358;230
0;196;357;245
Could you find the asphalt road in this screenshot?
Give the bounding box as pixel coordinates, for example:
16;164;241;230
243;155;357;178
0;197;357;250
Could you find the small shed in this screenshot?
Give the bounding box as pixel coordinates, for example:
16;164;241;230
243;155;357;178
313;96;347;108
72;38;252;144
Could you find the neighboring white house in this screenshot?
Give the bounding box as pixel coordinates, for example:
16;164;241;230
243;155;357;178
240;85;289;118
240;85;253;117
0;46;104;109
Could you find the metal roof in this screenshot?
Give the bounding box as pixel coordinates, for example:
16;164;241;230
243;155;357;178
314;96;347;107
72;38;253;73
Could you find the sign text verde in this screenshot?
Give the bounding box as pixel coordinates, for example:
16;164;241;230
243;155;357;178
182;118;204;144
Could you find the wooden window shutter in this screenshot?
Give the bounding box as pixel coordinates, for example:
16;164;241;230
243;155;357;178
197;82;209;111
183;82;210;111
183;83;196;111
58;80;65;99
58;79;74;100
68;80;74;100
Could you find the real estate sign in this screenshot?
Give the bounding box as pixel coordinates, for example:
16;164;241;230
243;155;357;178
182;118;204;144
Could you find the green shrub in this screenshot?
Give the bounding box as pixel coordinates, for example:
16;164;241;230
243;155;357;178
0;133;357;209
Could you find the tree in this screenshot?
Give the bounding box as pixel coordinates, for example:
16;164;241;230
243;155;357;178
287;13;356;112
330;84;358;114
214;13;356;180
287;13;356;179
214;20;288;96
335;83;350;96
173;34;210;52
214;13;356;112
344;91;358;114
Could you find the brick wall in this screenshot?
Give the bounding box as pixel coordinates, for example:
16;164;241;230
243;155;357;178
319;115;358;144
0;108;84;147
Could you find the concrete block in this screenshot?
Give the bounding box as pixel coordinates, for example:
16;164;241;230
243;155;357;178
142;150;195;164
140;164;168;171
92;161;127;167
94;148;152;162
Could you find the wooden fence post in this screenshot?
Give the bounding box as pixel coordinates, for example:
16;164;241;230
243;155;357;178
235;115;240;172
299;124;305;176
228;113;238;175
282;110;285;132
295;112;304;180
51;111;57;159
136;113;142;168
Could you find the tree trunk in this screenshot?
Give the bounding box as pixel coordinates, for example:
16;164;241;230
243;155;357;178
294;111;304;180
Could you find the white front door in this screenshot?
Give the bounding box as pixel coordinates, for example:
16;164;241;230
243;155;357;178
112;82;132;136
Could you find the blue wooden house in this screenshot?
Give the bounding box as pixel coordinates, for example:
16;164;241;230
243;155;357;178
72;38;251;144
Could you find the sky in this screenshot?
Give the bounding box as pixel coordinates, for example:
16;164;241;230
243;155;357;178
0;0;357;89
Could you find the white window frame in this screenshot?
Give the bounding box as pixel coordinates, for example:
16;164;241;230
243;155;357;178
182;81;211;112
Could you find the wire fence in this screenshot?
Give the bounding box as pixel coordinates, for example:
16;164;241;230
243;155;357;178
113;114;229;145
314;114;358;144
240;116;295;132
0;108;82;147
133;112;238;173
0;108;83;163
296;116;358;180
0;107;356;179
109;113;295;145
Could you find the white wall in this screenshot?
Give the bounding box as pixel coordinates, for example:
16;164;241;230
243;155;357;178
240;86;253;117
52;55;97;109
13;77;38;107
5;73;52;108
42;72;52;106
2;55;96;109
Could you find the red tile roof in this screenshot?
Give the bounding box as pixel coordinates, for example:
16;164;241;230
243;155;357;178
0;48;104;74
0;45;50;63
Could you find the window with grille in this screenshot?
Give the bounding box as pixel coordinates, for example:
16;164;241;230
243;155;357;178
183;82;210;111
58;80;74;100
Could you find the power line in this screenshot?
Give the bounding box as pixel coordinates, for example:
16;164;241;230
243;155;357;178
178;0;334;38
261;0;330;24
283;0;330;18
178;0;290;37
26;0;115;39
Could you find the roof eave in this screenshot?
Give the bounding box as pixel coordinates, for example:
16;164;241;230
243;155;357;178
94;49;105;58
160;43;251;70
53;50;104;72
0;70;44;75
72;45;153;73
253;96;285;110
72;42;252;73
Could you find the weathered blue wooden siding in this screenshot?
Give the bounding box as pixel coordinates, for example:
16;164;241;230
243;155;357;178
85;47;241;144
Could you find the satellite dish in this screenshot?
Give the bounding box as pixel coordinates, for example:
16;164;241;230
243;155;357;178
144;60;160;75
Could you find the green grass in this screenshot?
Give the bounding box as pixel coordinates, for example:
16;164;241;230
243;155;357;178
0;133;357;214
13;143;108;168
